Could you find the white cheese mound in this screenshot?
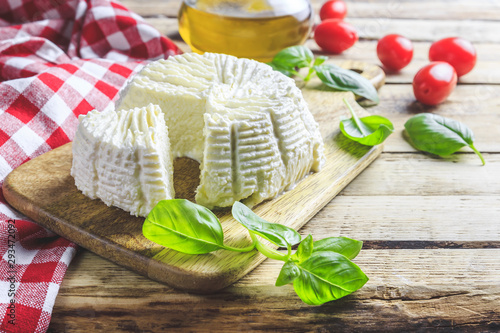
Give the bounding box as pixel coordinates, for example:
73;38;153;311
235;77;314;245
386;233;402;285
71;104;174;217
115;53;325;209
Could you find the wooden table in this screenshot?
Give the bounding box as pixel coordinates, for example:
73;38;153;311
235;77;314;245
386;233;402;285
48;1;500;331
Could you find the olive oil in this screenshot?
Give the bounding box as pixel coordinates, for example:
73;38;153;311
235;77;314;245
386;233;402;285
178;0;313;62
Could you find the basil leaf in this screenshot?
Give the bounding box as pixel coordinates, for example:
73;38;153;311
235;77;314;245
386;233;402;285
313;237;363;260
404;113;485;165
275;260;301;287
232;201;301;247
340;98;394;146
271;45;314;70
313;56;328;67
143;199;224;254
293;252;369;305
267;62;293;77
294;234;313;263
314;64;379;103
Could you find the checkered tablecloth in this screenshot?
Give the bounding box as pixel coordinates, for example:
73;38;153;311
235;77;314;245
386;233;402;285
0;1;181;332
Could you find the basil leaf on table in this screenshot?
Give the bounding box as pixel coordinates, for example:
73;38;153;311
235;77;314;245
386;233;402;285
313;64;379;103
143;199;225;254
340;98;394;146
270;45;314;70
313;237;363;260
232;201;301;247
293;252;369;305
404;113;485;165
275;260;301;287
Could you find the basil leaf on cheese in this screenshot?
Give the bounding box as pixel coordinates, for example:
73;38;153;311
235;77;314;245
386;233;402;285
270;45;315;70
267;61;294;77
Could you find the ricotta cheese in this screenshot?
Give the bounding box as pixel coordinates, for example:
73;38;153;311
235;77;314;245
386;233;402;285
71;104;174;217
116;52;325;209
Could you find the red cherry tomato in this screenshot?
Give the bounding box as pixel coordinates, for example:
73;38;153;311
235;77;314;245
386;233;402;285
413;62;457;105
319;0;347;21
376;34;413;72
429;37;476;77
314;19;358;54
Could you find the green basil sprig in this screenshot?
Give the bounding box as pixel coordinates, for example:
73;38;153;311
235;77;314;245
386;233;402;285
143;199;368;306
340;98;394;146
271;45;314;71
267;45;379;103
314;64;379;103
232;201;301;249
404;113;485;165
143;199;255;254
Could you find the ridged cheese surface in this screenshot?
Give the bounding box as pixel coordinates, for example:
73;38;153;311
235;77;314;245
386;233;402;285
116;52;325;209
71;104;174;217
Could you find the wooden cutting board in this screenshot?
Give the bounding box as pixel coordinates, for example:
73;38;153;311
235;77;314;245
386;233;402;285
3;60;385;293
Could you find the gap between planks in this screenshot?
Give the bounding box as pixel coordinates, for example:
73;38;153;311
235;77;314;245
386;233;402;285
56;249;500;298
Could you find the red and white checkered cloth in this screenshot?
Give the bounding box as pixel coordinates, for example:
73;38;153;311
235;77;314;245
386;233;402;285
0;1;181;332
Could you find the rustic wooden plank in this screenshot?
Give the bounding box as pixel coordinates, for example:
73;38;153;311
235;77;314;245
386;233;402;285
142;17;180;40
348;18;500;43
120;0;182;17
340;154;500;196
313;82;500;152
382;119;498;154
363;240;500;249
332;81;500;153
302;196;500;241
48;249;500;332
372;84;500;117
120;0;500;22
306;40;500;85
337;1;500;22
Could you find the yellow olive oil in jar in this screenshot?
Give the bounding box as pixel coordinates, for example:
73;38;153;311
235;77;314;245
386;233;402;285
178;0;313;62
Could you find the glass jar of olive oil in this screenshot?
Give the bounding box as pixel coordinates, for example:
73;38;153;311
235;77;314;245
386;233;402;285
178;0;313;62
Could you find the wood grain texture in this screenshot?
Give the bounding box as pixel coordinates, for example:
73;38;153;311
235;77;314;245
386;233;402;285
48;249;500;332
306;40;500;85
302;196;500;241
3;62;385;293
120;0;500;21
339;154;500;196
